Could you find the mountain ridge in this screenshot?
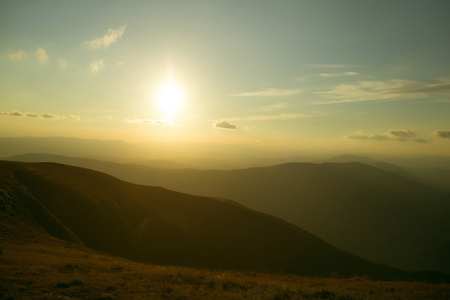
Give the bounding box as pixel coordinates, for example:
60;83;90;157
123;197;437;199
1;160;409;280
4;154;450;274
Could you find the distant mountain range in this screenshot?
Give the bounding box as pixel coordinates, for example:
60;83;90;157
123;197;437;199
1;160;429;281
5;152;450;274
0;136;300;169
322;154;450;192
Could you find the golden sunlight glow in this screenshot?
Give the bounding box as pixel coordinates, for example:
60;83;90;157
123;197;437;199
156;80;183;118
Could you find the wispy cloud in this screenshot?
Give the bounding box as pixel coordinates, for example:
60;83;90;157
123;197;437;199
434;130;450;139
318;78;450;104
9;50;27;61
35;48;49;63
0;110;24;117
57;58;67;69
259;102;291;112
346;129;424;142
320;72;358;77
214;120;237;129
69;115;81;120
232;88;303;97
40;113;57;119
229;113;312;121
0;110;65;119
90;58;105;74
85;25;127;50
126;118;174;126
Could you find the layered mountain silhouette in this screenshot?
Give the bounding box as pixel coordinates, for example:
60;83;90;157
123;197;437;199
6;153;450;274
2;160;444;281
322;154;450;192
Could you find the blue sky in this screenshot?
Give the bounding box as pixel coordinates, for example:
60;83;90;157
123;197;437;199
1;0;449;156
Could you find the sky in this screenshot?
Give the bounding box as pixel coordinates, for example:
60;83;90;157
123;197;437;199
1;0;450;157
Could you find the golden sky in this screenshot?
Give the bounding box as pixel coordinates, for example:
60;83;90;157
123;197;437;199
1;1;450;156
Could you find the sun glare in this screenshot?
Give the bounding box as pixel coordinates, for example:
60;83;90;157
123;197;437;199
156;80;183;118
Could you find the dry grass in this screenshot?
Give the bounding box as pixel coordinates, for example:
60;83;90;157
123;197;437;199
1;223;449;300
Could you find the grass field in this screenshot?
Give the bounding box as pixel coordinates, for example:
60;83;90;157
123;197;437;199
1;218;449;299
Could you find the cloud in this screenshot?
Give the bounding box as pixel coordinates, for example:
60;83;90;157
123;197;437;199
57;58;67;69
320;72;358;77
214;120;237;129
85;25;127;50
90;59;105;74
346;129;422;142
126;118;174;126
232;88;303;97
9;50;27;61
35;48;49;63
40;113;56;119
318;78;450;104
0;110;24;117
0;110;63;119
259;102;291;112
387;129;416;139
69;115;81;120
434;130;450;139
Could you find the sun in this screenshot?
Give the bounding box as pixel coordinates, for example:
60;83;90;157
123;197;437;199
156;80;183;118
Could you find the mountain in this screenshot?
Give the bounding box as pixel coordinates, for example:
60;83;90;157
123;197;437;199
0;136;146;163
5;154;450;274
138;162;450;274
0;136;298;170
0;160;419;280
323;154;450;192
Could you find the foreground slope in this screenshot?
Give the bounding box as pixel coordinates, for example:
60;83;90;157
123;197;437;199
0;160;413;280
2;217;449;299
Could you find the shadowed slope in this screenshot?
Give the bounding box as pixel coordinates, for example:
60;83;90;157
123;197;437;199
2;216;449;299
7;154;450;273
0;160;424;281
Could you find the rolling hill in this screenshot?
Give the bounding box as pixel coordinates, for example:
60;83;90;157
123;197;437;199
0;160;418;281
5;154;450;274
6;154;450;273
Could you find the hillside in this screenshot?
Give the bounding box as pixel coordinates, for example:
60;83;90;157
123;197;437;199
137;162;450;274
9;154;450;274
0;160;419;281
2;216;449;299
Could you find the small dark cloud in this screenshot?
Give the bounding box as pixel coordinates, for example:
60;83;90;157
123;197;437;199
0;110;24;117
40;113;56;119
434;130;450;139
387;129;416;139
215;120;237;129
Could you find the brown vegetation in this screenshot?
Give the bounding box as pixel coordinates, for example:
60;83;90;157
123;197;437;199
1;217;449;299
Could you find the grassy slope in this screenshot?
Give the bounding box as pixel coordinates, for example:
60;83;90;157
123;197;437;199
6;154;450;274
1;216;450;300
0;160;410;281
